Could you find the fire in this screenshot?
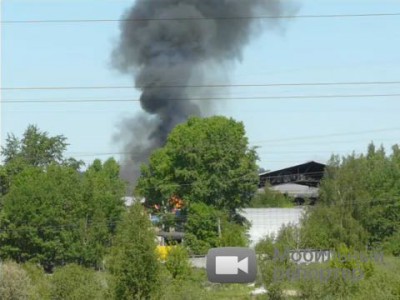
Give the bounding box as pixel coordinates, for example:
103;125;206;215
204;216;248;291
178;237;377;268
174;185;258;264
169;195;184;210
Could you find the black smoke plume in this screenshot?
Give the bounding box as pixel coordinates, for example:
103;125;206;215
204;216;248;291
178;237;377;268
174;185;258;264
112;0;297;185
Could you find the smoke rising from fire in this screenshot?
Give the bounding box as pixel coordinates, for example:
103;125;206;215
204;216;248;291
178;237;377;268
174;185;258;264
112;0;297;185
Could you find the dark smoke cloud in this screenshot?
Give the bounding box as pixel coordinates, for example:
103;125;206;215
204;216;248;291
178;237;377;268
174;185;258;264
112;0;297;186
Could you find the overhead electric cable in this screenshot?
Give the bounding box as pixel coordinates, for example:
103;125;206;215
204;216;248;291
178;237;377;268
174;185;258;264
3;93;400;104
3;80;400;91
3;12;400;24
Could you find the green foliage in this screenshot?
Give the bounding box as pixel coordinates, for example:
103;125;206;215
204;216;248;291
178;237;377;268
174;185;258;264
255;223;300;258
0;125;83;197
294;256;400;300
108;203;162;299
318;143;400;248
353;256;400;300
184;203;220;255
275;223;301;249
136;116;259;212
299;206;368;250
0;127;126;271
22;263;51;300
382;229;400;256
328;244;375;280
0;159;125;271
1;125;68;167
165;246;192;279
255;227;297;297
159;279;208;300
219;216;249;247
0;260;31;300
255;235;276;258
158;269;212;300
250;184;294;208
0;165;84;271
77;158;126;268
50;264;106;300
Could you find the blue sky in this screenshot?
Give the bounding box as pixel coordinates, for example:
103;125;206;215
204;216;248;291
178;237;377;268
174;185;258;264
2;0;400;171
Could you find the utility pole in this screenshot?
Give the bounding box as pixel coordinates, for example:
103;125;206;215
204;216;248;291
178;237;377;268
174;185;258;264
218;217;221;239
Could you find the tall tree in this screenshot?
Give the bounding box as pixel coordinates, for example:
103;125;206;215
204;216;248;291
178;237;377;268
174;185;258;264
0;165;84;272
2;125;68;167
0;127;126;270
78;158;126;268
108;203;161;299
136;116;259;213
311;143;400;250
0;125;82;196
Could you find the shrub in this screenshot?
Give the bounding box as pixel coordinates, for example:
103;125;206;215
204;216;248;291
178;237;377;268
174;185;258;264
50;264;106;300
219;217;249;248
165;246;192;279
250;184;294;208
0;261;31;300
382;230;400;256
22;262;51;300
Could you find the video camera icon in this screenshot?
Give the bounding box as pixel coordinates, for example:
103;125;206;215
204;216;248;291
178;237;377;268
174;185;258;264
206;247;257;283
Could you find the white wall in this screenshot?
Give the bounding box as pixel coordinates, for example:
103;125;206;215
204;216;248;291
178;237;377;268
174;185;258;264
241;208;304;247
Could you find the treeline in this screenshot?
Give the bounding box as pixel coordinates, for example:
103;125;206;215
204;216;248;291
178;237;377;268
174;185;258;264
0;118;259;299
302;143;400;254
0;125;126;271
2;120;399;299
255;143;400;299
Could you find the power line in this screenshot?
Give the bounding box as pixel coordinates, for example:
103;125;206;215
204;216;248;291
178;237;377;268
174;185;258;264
252;127;400;144
3;80;400;91
3;12;400;24
60;127;400;158
3;93;400;104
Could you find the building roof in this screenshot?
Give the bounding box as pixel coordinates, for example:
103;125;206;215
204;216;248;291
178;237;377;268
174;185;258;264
259;161;326;187
122;196;145;206
157;231;185;239
270;183;319;198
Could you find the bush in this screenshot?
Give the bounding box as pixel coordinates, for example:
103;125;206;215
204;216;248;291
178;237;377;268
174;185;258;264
250;184;294;208
354;256;400;300
0;261;31;300
50;264;106;300
22;263;51;300
219;217;249;248
165;246;192;279
383;230;400;256
160;280;208;300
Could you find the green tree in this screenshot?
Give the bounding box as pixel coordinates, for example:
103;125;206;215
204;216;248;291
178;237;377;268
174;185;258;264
219;216;249;247
1;125;67;167
0;165;84;272
0;161;126;271
300;206;368;250
184;203;220;255
317;143;400;249
77;158;126;268
0;125;82;196
136;116;259;213
108;203;161;299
